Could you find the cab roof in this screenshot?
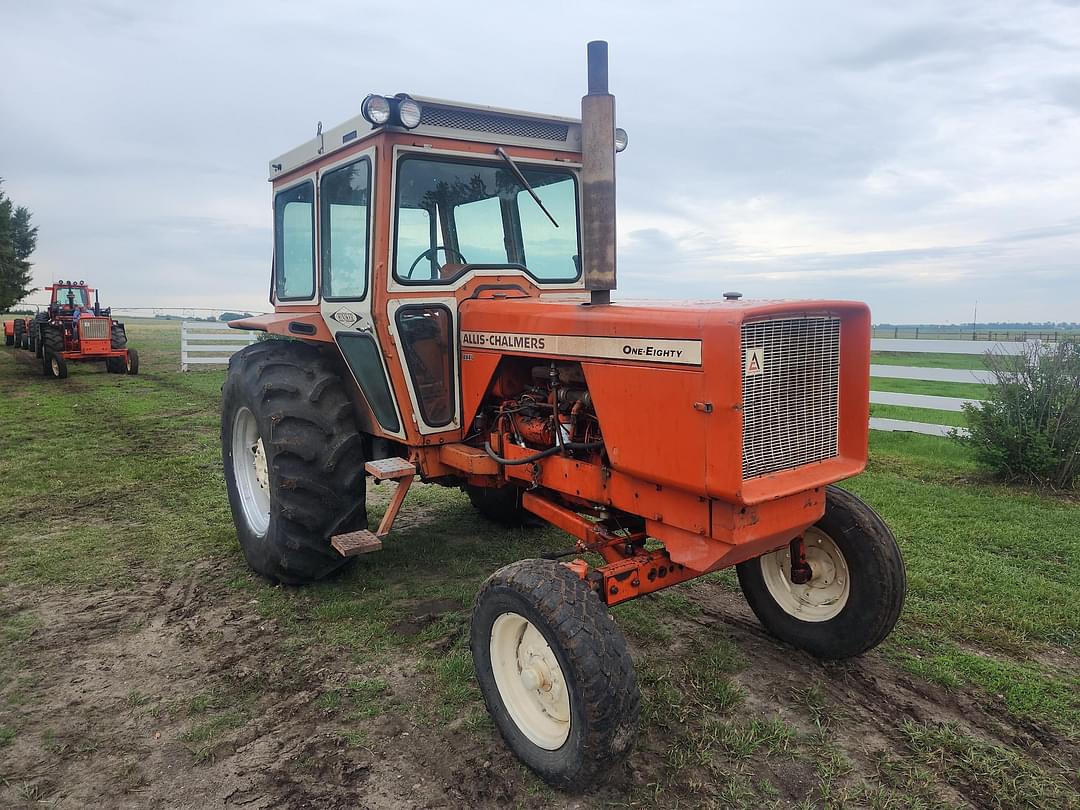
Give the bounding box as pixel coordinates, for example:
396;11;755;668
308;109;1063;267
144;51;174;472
269;96;583;181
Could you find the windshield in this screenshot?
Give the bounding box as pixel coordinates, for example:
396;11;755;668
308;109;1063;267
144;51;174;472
53;287;89;307
393;155;580;284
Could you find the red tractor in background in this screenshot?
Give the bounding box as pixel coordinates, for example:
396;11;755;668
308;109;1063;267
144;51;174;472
28;280;139;379
4;316;32;348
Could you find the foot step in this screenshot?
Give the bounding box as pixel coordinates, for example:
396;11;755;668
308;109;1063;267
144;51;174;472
331;529;383;557
365;457;416;481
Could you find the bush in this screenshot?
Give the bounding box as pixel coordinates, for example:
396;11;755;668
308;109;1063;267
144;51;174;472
955;340;1080;489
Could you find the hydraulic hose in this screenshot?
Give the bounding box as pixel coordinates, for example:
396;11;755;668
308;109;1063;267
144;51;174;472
483;440;604;466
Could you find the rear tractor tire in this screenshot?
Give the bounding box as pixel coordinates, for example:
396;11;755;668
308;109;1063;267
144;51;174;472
465;483;536;527
471;559;640;790
736;485;906;660
220;340;368;585
111;322;127;349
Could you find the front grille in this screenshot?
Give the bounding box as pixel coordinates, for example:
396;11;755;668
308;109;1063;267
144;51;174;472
420;106;569;142
741;317;841;479
79;319;109;340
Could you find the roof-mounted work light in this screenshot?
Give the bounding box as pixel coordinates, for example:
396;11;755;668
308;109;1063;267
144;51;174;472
361;94;422;130
614;128;628;153
361;94;392;126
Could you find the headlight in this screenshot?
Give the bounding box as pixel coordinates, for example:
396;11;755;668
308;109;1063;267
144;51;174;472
614;127;629;153
397;96;422;129
361;94;391;126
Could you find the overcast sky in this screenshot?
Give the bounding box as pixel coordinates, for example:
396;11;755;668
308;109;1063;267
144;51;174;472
2;0;1078;323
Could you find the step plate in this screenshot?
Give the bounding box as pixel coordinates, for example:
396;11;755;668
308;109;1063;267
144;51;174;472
331;529;383;557
365;457;416;480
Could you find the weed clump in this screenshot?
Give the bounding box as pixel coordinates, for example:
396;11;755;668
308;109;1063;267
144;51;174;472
954;340;1080;489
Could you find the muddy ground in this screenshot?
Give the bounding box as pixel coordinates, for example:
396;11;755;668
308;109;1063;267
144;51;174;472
3;562;1075;809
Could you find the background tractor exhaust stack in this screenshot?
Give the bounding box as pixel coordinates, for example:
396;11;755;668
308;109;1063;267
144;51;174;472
581;40;617;306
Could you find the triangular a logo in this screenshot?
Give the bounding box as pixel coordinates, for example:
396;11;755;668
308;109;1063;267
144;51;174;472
745;347;765;376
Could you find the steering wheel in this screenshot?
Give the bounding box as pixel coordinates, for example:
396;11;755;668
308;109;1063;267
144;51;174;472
405;245;468;280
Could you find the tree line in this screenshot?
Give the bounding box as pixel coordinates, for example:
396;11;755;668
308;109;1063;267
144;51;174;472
0;179;37;312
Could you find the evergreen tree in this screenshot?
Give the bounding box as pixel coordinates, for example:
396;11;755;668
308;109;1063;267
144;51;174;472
0;179;38;311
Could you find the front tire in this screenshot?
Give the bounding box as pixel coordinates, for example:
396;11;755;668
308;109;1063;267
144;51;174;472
471;559;640;790
42;327;67;379
125;348;139;375
45;350;68;379
736;485;906;659
221;340;367;584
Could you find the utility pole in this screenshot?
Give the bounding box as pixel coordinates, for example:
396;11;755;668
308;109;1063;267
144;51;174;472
972;301;978;340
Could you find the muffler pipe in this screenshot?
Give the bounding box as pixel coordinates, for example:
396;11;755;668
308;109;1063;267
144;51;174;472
581;40;617;306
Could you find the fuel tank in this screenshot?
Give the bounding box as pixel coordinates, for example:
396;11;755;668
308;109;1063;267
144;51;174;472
458;297;871;505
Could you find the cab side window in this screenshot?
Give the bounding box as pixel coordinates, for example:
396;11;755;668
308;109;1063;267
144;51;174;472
321;159;371;300
274;182;315;300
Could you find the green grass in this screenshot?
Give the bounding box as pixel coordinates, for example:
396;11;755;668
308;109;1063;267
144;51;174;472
1;320;1078;808
872;351;989;370
870;376;988;399
870;403;968;428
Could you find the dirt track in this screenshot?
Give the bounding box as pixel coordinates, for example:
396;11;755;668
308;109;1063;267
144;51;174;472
3;562;1075;809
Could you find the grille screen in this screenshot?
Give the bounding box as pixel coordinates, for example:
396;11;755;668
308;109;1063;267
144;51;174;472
420;106;569;142
79;319;109;340
741;317;841;479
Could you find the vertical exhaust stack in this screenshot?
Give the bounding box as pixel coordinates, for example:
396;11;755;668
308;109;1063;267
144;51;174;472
581;40;617;306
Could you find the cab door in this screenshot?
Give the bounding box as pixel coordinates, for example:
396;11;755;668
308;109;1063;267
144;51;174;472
317;148;405;438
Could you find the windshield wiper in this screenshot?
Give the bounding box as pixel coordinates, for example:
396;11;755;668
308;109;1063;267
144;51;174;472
495;147;559;228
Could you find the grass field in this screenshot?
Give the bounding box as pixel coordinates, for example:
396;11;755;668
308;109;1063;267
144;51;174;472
1;318;1077;809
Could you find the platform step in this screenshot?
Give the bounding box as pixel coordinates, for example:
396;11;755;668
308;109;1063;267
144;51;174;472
365;457;416;481
331;529;383;557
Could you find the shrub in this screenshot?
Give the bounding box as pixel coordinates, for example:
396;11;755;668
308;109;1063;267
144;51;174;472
955;340;1080;489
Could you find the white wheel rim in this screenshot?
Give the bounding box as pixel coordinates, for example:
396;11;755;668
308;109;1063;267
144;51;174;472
50;358;59;376
490;612;571;750
760;528;850;622
232;406;270;537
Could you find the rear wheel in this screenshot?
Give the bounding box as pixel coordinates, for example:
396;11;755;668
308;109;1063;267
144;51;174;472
111;323;127;349
471;559;640;790
465;484;535;527
221;340;367;584
736;485;906;659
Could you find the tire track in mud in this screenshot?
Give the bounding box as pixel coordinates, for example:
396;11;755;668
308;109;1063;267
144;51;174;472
681;583;1080;805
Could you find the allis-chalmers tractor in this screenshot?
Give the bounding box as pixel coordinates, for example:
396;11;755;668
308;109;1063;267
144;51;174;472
25;281;139;379
222;42;906;789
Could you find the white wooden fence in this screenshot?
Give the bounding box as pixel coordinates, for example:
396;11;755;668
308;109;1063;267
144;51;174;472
180;321;258;371
869;337;1038;437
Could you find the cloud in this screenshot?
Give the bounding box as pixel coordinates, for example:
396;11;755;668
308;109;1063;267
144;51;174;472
0;0;1078;323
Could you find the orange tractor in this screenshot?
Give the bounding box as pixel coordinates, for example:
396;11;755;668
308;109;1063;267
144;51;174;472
221;42;905;788
28;281;139;378
4;316;32;348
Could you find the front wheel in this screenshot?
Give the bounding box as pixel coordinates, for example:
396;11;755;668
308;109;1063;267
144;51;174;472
45;350;68;379
736;485;906;659
125;348;139;375
471;560;640;790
